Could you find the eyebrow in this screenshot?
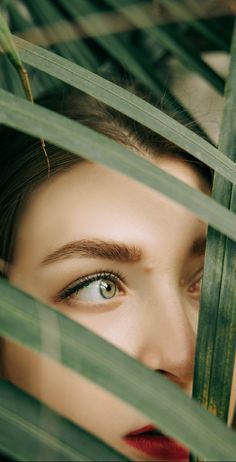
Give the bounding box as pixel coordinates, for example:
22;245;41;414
40;236;206;267
40;239;143;266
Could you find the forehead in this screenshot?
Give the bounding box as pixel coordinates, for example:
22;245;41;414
13;158;208;267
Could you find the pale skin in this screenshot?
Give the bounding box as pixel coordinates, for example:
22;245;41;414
2;157;236;461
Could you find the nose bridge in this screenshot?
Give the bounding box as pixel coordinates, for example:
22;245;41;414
138;277;196;381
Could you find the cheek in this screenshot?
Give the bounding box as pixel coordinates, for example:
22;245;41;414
3;340;110;424
2;339;144;449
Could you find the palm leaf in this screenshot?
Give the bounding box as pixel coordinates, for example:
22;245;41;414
104;0;225;94
0;87;236;242
6;36;236;186
0;380;129;461
6;0;59;96
0;10;34;101
0;278;236;461
57;0;206;132
0;6;235;462
157;0;229;52
191;18;236;455
23;0;100;71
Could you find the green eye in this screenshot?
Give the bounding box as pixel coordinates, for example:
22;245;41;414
74;277;119;302
58;271;125;305
99;279;118;299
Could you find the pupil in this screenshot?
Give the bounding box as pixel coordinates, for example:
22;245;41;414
99;279;116;299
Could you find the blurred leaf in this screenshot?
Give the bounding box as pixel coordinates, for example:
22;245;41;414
6;0;59;96
157;0;229;52
0;380;129;461
192;17;236;448
0;53;25;95
57;0;206;132
0;9;33;101
0;87;236;241
0;9;22;70
9;36;236;185
0;278;236;461
104;0;225;94
23;0;100;71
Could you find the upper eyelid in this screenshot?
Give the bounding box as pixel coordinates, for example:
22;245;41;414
191;267;204;280
181;267;204;286
71;270;124;287
188;269;204;288
69;271;121;288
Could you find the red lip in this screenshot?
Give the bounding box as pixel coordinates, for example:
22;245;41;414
123;425;189;461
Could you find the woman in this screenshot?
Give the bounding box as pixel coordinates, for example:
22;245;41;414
0;89;235;461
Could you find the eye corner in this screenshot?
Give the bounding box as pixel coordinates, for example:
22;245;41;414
181;266;204;301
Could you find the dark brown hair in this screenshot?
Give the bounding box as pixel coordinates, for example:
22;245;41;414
0;88;212;275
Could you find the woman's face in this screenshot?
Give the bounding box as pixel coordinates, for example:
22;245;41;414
4;157;236;461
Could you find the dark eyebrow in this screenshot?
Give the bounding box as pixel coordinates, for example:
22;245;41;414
190;236;207;256
40;239;143;266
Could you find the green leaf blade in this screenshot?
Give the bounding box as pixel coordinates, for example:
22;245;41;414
0;10;22;70
0;87;236;241
191;18;236;462
12;36;236;185
0;380;129;461
0;278;236;461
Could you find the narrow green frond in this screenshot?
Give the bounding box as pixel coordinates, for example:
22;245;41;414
23;0;100;70
0;88;236;241
104;0;225;94
0;9;22;70
0;380;129;461
192;18;236;451
0;278;236;461
0;10;33;101
57;0;205;132
157;0;229;51
10;36;236;185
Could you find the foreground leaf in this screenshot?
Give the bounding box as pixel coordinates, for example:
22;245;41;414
0;278;236;461
0;11;32;100
0;11;51;174
192;17;236;442
0;88;236;241
10;35;236;185
0;10;22;71
0;380;129;461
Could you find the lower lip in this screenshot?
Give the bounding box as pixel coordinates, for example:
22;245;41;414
123;434;189;461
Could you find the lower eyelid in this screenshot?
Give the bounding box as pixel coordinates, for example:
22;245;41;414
61;295;125;313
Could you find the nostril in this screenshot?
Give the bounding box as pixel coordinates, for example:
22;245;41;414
155;369;191;389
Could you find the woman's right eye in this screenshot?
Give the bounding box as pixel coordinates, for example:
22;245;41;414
56;271;126;305
187;269;203;301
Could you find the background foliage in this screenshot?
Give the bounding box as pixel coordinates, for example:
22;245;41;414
0;1;235;461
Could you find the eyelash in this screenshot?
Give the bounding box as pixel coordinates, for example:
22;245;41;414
55;267;203;305
56;269;127;303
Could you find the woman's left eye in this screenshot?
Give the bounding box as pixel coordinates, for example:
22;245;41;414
57;272;125;305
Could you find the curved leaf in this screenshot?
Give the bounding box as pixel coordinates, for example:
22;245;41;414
0;380;129;462
0;278;236;461
0;88;236;242
11;35;236;185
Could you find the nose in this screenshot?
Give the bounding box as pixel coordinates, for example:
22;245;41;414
136;279;196;393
